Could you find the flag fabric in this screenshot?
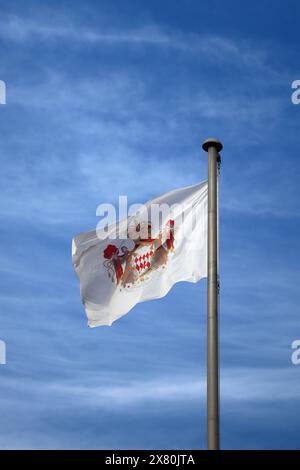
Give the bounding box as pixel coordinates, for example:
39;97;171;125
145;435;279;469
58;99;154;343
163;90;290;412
72;181;208;327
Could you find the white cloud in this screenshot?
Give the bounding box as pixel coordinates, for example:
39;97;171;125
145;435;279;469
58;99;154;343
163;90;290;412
0;11;285;79
2;367;299;413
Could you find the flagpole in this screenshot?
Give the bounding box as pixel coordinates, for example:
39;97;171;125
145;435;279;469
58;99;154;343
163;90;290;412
202;138;223;450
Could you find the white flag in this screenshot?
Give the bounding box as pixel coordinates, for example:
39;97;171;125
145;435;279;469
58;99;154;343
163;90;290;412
72;181;208;327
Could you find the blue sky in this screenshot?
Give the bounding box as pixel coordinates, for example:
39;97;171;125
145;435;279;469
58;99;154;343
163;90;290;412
0;0;300;449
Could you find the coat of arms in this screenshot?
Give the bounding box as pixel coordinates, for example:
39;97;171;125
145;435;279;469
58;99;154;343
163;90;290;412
103;219;175;289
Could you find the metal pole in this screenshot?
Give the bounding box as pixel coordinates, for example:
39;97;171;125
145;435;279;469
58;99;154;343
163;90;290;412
202;138;223;450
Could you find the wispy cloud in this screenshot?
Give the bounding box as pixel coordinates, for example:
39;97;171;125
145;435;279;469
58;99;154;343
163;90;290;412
46;367;300;406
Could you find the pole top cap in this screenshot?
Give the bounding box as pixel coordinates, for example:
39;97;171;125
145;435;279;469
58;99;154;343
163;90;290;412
202;138;223;153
